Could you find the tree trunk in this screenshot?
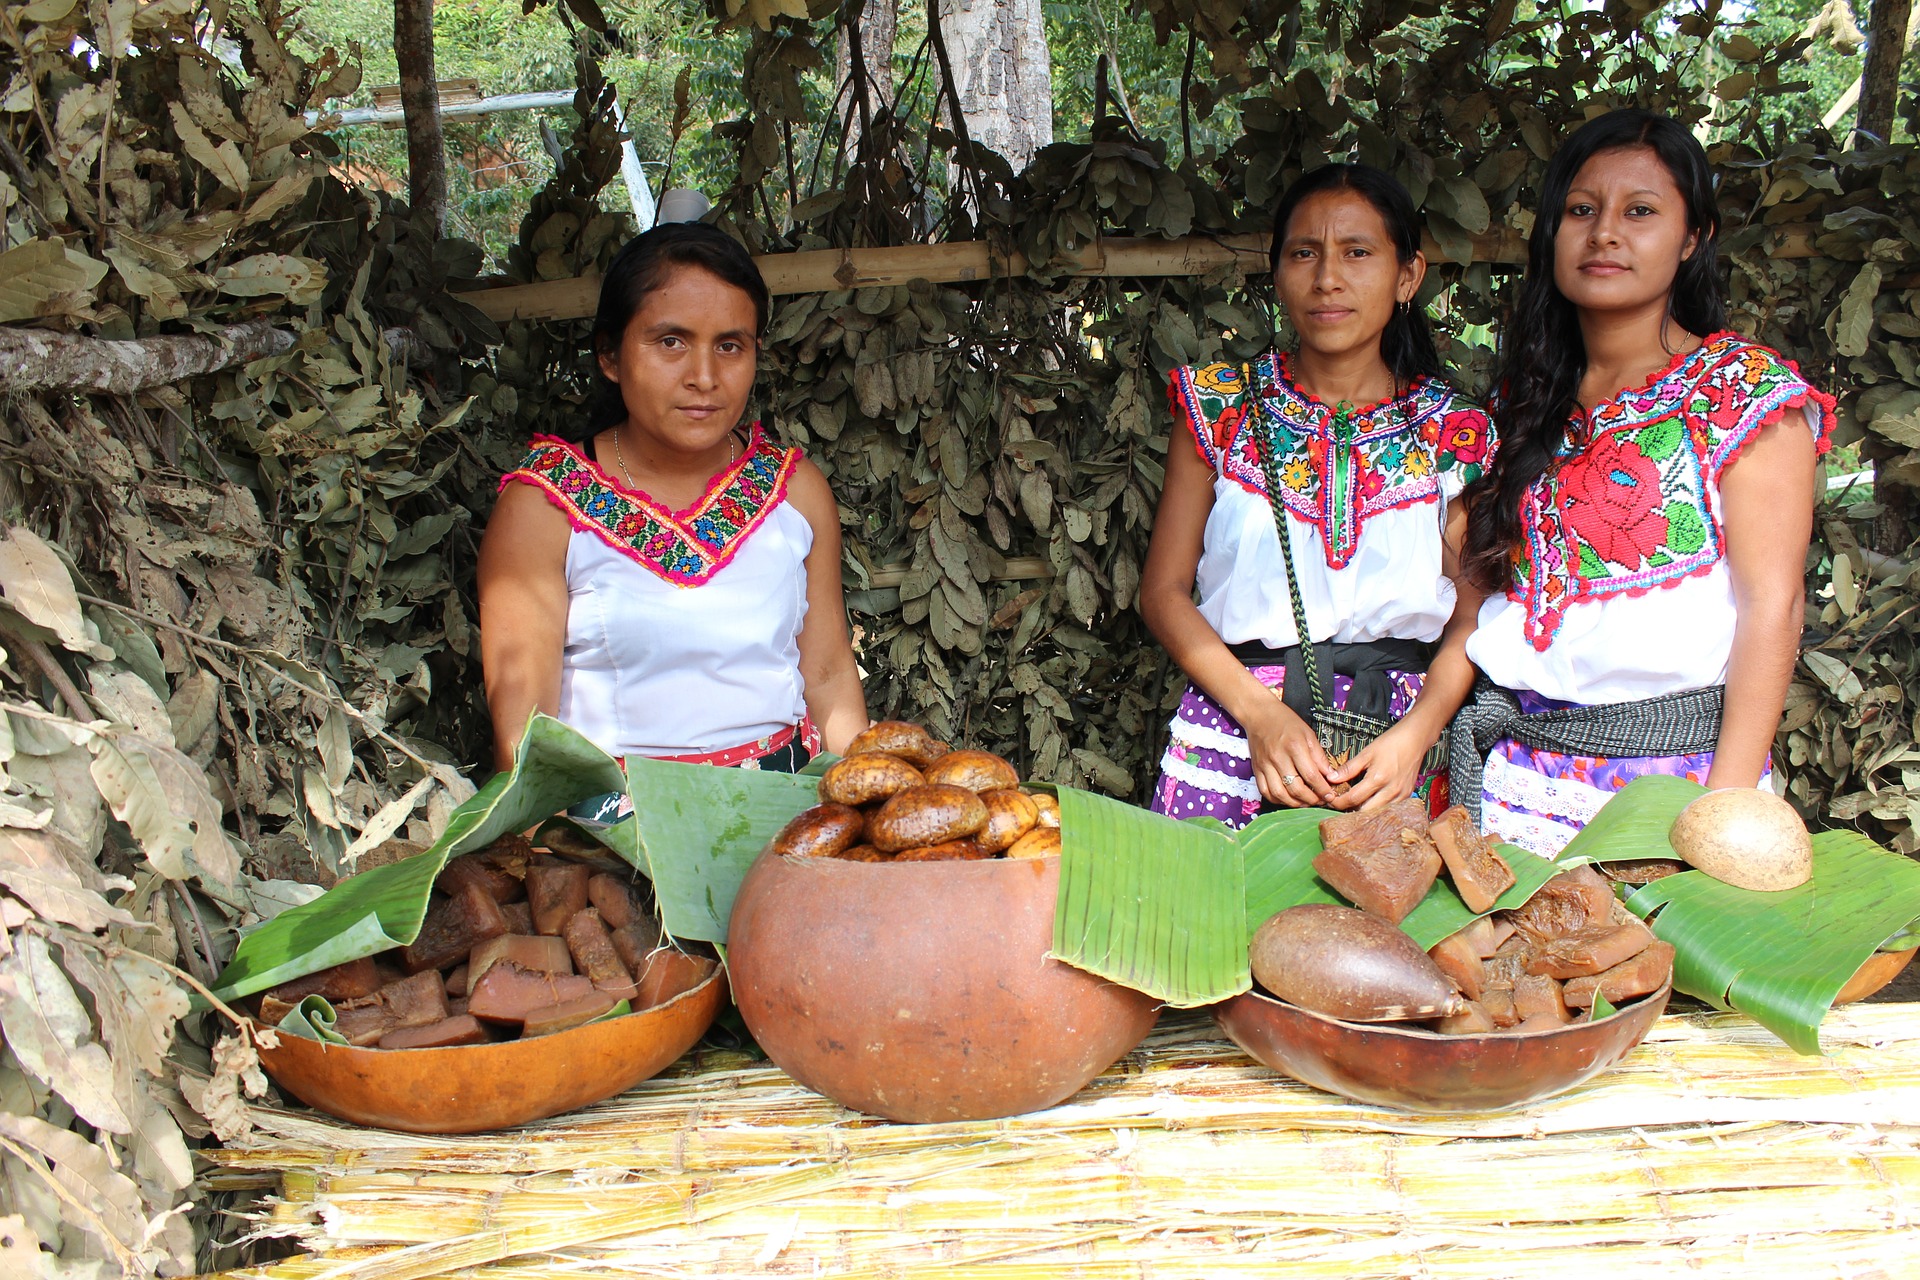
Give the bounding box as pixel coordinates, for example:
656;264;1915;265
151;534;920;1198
836;0;898;138
394;0;448;229
937;0;1053;172
1858;0;1915;143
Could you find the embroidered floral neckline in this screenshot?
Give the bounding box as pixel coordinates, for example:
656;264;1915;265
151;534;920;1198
1168;357;1494;572
1569;331;1737;438
1272;351;1430;419
500;421;799;588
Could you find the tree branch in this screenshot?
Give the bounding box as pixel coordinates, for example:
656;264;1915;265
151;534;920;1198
0;320;294;394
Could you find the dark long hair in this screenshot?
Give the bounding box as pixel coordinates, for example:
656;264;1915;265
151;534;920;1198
581;222;770;439
1460;109;1728;590
1268;163;1442;387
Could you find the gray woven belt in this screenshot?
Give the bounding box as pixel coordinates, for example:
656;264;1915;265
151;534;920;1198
1447;679;1726;826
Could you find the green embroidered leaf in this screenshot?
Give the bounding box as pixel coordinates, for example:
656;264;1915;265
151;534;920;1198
1663;500;1708;555
1635;416;1684;462
1577;542;1606;577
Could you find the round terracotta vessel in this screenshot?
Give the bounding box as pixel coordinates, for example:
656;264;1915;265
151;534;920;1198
726;850;1161;1122
255;967;726;1133
1836;947;1917;1004
1216;979;1671;1114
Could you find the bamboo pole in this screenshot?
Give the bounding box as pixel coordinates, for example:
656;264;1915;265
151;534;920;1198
453;224;1827;323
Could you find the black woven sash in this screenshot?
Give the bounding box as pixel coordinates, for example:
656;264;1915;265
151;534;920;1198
1227;637;1435;723
1448;678;1726;825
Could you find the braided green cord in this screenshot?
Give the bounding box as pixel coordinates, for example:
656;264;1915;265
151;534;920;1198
1246;361;1331;714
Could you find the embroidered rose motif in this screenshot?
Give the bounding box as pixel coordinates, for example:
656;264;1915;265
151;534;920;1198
583;491;622;522
617;512;650;539
1438;411;1489;468
1559;433;1669;570
1212;403;1247;454
559;468;592;494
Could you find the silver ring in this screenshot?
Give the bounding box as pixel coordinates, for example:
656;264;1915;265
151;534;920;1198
1281;773;1299;786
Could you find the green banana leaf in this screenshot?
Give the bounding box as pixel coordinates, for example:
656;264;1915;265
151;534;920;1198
1626;828;1920;1054
1556;773;1703;867
1052;787;1247;1007
212;715;625;1002
625;756;818;942
1541;774;1920;1054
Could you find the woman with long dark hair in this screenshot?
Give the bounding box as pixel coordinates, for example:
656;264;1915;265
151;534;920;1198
477;222;867;804
1140;164;1496;825
1454;108;1835;854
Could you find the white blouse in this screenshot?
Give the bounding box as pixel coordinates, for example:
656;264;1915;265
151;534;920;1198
1172;354;1496;648
501;426;812;758
1465;333;1835;704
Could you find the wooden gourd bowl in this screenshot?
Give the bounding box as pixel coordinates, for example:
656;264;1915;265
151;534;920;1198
726;848;1161;1123
1215;978;1672;1114
254;966;726;1133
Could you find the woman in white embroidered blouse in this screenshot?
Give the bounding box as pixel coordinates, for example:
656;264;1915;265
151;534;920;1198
1139;164;1497;827
477;224;867;790
1454;109;1834;856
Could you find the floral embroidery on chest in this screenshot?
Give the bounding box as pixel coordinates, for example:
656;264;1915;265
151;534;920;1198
1509;333;1810;650
1176;354;1493;570
500;424;799;587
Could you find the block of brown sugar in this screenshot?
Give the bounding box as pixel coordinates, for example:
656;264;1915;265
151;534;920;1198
445;964;469;998
1511;865;1616;943
257;994;297;1026
637;950;717;1009
333;971;449;1046
610;919;663;974
267;956;383;1004
1527;918;1657;980
401;885;509;973
521;989;621;1037
1512;972;1571;1025
436;854;522;904
527;861;592;936
468;934;573;989
1314;796;1442;923
1564;940;1676;1008
379;1014;492;1049
501;901;535;934
1428;806;1516;913
467;960;595;1027
563;908;638;1000
586;873;638;929
1428;933;1485;1002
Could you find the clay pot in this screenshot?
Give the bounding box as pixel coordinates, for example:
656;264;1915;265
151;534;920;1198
726;848;1160;1122
1215;977;1670;1114
255;967;725;1133
1835;948;1917;1005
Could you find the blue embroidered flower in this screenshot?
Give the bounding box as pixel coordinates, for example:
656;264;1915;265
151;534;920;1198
582;490;624;522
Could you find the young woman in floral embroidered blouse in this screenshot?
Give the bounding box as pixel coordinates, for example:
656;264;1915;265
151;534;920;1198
477;224;867;796
1140;165;1496;826
1454;109;1835;855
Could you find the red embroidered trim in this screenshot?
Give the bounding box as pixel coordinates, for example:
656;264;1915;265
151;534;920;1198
500;422;799;588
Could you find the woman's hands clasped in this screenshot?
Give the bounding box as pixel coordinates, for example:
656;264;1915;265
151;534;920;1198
1239;695;1342;808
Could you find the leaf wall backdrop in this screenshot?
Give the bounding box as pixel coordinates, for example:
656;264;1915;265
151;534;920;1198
0;0;1913;1272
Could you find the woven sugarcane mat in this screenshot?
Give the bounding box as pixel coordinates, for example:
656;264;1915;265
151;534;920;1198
201;1004;1920;1279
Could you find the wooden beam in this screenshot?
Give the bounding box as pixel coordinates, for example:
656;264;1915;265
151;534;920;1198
453;223;1824;325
